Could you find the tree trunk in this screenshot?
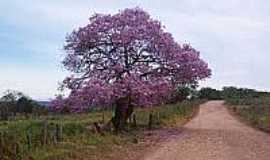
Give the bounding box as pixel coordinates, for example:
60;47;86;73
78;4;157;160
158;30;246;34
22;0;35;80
111;97;134;132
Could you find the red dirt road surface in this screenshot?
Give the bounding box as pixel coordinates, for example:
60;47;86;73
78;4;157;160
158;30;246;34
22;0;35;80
143;101;270;160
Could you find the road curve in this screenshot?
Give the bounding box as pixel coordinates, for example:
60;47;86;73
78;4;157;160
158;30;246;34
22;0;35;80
143;101;270;160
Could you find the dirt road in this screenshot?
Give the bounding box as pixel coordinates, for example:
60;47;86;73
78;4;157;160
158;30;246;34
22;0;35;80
143;101;270;160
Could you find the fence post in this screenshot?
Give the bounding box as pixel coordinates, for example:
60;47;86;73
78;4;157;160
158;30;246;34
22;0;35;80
156;111;160;124
132;114;137;127
26;129;32;150
42;120;48;145
53;124;57;144
148;113;154;129
14;142;21;160
0;132;4;156
102;111;105;124
55;124;63;142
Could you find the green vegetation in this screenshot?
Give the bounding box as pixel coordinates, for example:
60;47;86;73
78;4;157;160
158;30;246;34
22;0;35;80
0;100;202;160
0;90;48;121
198;87;222;100
224;87;270;132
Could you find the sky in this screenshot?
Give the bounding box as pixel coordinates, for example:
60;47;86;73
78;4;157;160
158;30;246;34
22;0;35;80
0;0;270;100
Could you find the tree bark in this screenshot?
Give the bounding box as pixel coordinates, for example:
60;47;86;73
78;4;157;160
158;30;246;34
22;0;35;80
111;97;134;132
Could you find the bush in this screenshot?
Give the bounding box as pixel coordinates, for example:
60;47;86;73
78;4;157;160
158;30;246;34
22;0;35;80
199;87;222;100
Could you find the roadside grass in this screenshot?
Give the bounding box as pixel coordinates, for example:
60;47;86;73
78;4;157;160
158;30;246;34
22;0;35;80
226;96;270;132
0;100;202;160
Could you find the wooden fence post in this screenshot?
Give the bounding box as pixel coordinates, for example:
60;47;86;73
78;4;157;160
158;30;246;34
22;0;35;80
26;129;32;150
53;124;57;144
102;111;105;124
14;142;21;160
0;132;4;156
132;114;137;127
156;111;160;124
42;121;48;145
55;124;63;142
148;113;154;129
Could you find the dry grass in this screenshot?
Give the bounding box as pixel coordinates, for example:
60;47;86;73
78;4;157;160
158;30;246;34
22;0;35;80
0;100;202;160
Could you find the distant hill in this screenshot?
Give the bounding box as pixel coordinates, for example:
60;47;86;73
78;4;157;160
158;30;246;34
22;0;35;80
37;101;50;107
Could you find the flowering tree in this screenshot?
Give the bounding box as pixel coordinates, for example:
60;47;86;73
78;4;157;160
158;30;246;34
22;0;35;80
52;8;211;130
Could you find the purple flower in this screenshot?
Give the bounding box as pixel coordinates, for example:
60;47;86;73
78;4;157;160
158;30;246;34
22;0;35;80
51;8;211;112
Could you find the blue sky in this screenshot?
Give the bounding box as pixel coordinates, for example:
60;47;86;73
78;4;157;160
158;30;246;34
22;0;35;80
0;0;270;100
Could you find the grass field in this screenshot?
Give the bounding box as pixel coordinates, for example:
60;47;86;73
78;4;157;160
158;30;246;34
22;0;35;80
226;95;270;132
0;100;202;160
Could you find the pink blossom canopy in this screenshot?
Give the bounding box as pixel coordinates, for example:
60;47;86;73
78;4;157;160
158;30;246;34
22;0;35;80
51;8;211;112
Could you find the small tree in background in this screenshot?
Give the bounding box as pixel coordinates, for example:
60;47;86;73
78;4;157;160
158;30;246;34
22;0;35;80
0;90;23;119
17;96;34;116
51;8;211;131
0;90;47;120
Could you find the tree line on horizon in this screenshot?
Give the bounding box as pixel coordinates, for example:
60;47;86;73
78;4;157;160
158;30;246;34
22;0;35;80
0;90;48;120
0;86;268;121
198;86;269;100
